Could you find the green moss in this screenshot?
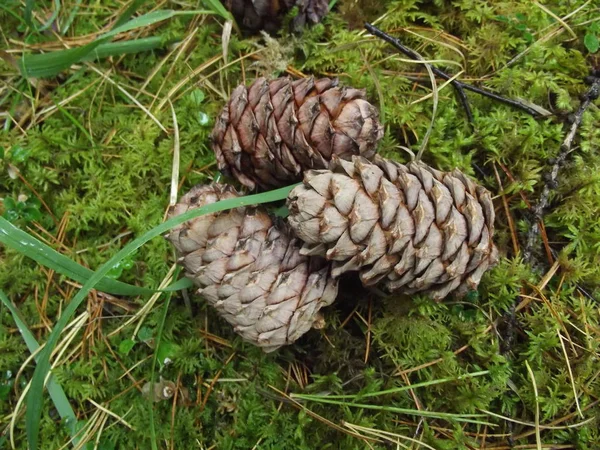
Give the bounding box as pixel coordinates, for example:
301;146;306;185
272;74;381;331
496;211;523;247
1;0;600;448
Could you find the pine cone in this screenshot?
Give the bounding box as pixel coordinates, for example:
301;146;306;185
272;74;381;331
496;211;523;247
292;0;330;30
212;77;384;190
166;183;338;352
286;156;499;300
225;0;295;33
224;0;328;33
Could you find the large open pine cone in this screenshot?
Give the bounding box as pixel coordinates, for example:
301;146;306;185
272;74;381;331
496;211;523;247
167;183;338;352
224;0;328;33
212;77;384;190
287;156;499;300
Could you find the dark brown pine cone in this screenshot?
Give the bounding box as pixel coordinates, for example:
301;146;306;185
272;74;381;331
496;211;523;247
212;76;384;190
224;0;328;33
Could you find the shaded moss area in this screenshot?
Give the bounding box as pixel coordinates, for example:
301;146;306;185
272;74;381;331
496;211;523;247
1;0;600;448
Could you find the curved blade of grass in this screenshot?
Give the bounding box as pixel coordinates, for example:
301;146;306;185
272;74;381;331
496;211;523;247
0;291;80;445
202;0;233;21
82;37;167;61
291;370;490;400
113;0;149;29
37;0;61;32
147;271;177;450
61;0;83;34
0;3;26;24
18;9;214;78
291;395;494;426
25;184;297;449
24;0;35;27
0;216;192;296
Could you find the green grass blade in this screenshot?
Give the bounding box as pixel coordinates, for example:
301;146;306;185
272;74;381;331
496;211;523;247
0;291;80;445
0;216;192;296
0;3;26;25
99;10;215;39
25;184;297;449
83;37;167;61
37;0;61;32
19;45;98;78
292;395;494;426
24;0;35;27
105;10;180;35
202;0;233;20
112;0;149;29
18;9;212;78
148;272;177;450
292;371;490;400
61;0;83;34
53;101;95;145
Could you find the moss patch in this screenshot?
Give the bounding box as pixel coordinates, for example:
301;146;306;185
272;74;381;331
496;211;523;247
1;0;600;448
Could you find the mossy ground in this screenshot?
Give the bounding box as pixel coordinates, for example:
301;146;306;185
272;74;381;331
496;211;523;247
1;0;600;448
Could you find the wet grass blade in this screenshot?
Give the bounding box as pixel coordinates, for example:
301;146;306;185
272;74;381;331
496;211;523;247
25;184;297;449
0;291;80;445
0;216;192;296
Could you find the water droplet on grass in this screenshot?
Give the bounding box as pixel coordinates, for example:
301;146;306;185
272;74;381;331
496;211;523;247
198;112;210;126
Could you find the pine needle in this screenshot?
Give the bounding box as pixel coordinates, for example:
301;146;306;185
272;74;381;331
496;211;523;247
525;360;542;450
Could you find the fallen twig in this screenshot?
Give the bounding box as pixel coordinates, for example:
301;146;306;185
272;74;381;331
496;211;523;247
523;74;600;263
499;74;600;444
364;23;545;123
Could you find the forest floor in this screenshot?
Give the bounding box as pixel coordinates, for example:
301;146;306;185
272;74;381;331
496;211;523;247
1;0;600;448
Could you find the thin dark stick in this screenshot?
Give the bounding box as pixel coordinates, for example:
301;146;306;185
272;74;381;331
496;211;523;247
365;23;543;120
498;76;600;446
364;23;473;123
522;75;600;263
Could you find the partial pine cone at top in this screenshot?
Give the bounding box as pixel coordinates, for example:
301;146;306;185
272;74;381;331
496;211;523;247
166;183;338;352
224;0;329;33
287;155;499;300
212;76;384;190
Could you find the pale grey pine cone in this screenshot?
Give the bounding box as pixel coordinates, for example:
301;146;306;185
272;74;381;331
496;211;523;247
286;155;499;300
166;183;338;352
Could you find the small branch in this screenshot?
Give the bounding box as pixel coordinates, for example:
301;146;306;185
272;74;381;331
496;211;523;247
364;23;544;122
499;78;600;438
523;75;600;263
